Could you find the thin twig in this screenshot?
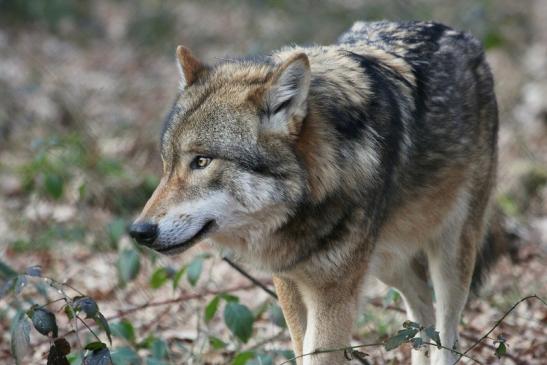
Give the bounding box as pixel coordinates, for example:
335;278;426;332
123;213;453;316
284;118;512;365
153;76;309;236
368;298;525;364
38;297;66;309
422;341;483;365
76;315;101;343
61;282;86;296
454;294;546;364
278;342;384;365
222;257;278;300
459;332;523;364
35;282;259;347
244;329;286;352
220;261;540;364
108;282;258;321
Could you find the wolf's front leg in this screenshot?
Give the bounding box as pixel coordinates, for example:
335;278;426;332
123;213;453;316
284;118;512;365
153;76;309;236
299;279;362;365
273;275;307;364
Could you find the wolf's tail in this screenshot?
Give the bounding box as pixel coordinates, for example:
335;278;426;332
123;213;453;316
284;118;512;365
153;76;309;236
470;210;515;294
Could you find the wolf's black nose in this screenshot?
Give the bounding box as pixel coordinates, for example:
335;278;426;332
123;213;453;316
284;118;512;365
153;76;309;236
128;222;158;245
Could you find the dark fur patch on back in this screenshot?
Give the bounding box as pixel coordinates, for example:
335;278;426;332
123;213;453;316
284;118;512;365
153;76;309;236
344;52;404;195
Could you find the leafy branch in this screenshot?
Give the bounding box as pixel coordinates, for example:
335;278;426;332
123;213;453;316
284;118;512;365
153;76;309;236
454;294;547;364
277;293;545;365
3;257;546;365
220;262;546;364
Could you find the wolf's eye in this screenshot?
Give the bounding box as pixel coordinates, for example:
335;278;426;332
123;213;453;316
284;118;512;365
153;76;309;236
191;156;212;170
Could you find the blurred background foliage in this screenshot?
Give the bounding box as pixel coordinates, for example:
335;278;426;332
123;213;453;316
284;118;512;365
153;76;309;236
0;0;546;364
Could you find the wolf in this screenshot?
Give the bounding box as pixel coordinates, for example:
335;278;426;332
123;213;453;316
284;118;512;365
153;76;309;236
129;20;498;365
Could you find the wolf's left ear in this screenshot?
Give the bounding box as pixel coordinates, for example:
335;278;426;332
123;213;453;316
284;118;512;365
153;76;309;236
263;53;311;136
176;45;206;89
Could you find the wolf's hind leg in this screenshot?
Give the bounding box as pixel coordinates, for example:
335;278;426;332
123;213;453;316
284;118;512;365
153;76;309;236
426;225;479;365
375;255;434;365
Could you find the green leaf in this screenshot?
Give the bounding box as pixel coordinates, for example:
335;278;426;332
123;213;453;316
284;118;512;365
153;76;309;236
276;349;295;362
137;334;155;350
145;358;167;365
204;296;220;322
495;340;507;359
64;305;75;321
110;347;140;365
186;256;204;287
424;326;441;349
232;351;255;365
74;296;99;319
149;268;169;289
269;303;286;328
248;354;273;365
11;311;31;364
111;320;136;344
172;267;186;290
150;338;168;360
85;342;107;351
0;277;15;299
0;259;18;279
15;275;27;294
97;158;124;177
208;336;226;350
224;302;254;343
384;327;419;351
84;347;112;365
483;30;505;50
220;293;239;303
108;219;126;247
117;249;141;286
497;194;519;217
94;312;112;345
384;332;407;351
29;306;59;338
409;337;423;349
78;183;87;201
45;172;64;199
67;353;83;365
383;288;401;308
402;320;421;329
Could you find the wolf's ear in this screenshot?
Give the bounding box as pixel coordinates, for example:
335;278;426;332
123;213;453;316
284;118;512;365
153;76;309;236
263;53;311;135
176;45;206;89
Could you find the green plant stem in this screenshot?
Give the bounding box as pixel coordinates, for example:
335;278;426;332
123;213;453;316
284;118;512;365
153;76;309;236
38;297;66;308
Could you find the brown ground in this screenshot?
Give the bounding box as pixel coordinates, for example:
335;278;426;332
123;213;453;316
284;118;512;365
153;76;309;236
0;1;546;364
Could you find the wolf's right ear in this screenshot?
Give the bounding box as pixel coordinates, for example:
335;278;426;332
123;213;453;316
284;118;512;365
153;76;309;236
176;46;206;89
262;53;311;136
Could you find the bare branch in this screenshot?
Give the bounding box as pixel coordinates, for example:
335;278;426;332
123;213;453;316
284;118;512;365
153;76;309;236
453;294;546;364
222;257;278;299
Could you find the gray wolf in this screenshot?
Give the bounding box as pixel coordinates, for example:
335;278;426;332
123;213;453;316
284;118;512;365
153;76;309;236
129;20;498;365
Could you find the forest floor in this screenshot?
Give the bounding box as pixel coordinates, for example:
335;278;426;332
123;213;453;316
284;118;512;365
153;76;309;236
1;1;546;364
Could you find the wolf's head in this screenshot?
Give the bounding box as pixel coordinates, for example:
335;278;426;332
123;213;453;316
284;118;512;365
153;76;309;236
129;46;311;255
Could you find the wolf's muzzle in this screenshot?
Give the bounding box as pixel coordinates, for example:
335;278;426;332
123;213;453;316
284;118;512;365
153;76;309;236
128;222;158;246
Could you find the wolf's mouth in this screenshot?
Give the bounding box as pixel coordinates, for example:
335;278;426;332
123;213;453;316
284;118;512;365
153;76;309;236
157;220;215;254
